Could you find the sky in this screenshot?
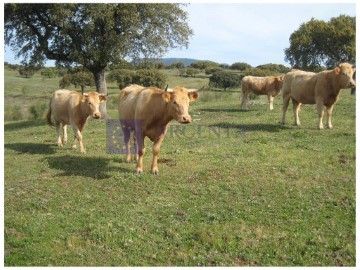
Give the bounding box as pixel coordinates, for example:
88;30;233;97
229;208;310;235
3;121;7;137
3;2;357;67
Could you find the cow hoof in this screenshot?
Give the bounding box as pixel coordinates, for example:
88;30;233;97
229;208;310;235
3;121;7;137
57;143;63;147
80;150;86;154
151;169;159;175
136;168;143;174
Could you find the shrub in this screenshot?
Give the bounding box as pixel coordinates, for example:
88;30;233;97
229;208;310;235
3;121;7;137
5;105;24;121
41;68;56;78
184;68;200;77
230;62;252;71
107;69;135;89
29;102;48;120
132;69;167;88
209;71;241;90
19;67;36;78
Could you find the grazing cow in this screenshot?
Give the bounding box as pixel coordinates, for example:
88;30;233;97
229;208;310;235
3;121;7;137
118;84;198;174
47;89;107;153
280;63;356;129
240;75;285;110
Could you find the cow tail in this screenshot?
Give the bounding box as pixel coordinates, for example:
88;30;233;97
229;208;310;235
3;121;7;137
46;98;54;127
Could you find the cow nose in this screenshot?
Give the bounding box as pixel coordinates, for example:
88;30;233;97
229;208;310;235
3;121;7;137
93;112;101;119
182;115;191;123
348;81;356;88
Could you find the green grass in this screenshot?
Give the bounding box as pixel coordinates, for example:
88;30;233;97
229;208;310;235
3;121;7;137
4;67;355;266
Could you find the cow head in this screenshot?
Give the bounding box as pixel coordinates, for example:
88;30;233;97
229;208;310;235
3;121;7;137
162;87;198;124
82;92;107;119
335;63;356;89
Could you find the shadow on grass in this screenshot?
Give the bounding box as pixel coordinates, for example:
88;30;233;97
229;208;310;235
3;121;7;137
44;155;132;179
210;122;291;133
5;143;56;154
200;108;247;113
5;120;48;131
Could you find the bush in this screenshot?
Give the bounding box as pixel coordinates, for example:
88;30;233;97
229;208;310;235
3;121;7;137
5;105;24;121
209;71;241;90
107;69;135;89
205;66;223;75
132;69;167;88
41;68;56;78
242;68;274;77
59;71;95;92
230;62;252;71
19;67;36;78
184;68;200;77
29;102;48;120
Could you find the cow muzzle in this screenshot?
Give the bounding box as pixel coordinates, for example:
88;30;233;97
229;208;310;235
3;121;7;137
348;80;356;88
178;115;192;124
93;112;101;119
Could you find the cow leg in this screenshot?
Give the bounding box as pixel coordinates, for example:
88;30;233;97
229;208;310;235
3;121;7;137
122;127;132;163
326;105;334;129
268;95;274;110
62;125;68;145
56;121;63;147
292;99;301;127
151;136;165;175
72;125;86;153
135;135;145;173
280;93;290;125
316;100;325;130
240;90;249;110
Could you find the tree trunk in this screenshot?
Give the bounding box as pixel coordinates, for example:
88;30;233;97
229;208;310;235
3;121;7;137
93;68;108;119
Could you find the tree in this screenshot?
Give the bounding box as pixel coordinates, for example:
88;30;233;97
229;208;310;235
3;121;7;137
185;68;200;77
132;69;167;88
284;15;355;70
59;70;95;92
230;62;252;71
5;3;193;117
107;69;135;90
190;60;219;70
209;71;241;90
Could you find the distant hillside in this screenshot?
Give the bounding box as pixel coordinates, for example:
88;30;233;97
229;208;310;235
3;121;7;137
159;58;199;67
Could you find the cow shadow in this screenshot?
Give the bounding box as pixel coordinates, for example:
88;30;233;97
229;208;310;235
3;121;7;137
5;143;56;155
4;120;47;131
44;155;132;179
210;122;291;133
200;108;248;113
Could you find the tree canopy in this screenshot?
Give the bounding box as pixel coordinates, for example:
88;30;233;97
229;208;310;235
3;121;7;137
5;3;192;98
284;15;355;70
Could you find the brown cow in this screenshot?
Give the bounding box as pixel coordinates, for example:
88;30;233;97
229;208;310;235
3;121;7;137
47;89;107;153
240;75;285;110
118;84;198;174
280;63;356;129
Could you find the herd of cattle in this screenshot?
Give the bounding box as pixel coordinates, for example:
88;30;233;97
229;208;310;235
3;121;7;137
46;62;355;174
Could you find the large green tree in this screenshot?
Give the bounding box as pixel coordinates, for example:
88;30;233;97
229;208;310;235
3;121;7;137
5;3;193;116
284;15;355;70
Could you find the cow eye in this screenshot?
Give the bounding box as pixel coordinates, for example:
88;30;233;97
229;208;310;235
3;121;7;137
88;102;92;105
173;101;178;105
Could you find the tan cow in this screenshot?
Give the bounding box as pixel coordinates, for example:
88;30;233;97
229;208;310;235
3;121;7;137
280;63;356;129
46;89;107;153
240;75;285;110
118;84;198;174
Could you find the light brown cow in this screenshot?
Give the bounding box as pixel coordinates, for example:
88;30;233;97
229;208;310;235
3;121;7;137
118;84;198;174
280;63;356;129
47;89;107;153
240;75;285;110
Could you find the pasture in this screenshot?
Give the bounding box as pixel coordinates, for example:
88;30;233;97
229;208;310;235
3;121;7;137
4;68;355;266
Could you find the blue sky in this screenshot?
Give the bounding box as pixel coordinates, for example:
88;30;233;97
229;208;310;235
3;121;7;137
3;2;356;67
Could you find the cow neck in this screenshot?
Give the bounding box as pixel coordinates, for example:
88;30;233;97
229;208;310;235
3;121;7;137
327;71;341;96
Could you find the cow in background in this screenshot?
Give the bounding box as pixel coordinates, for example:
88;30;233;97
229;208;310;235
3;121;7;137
118;85;198;174
280;63;356;129
240;75;285;110
47;90;107;153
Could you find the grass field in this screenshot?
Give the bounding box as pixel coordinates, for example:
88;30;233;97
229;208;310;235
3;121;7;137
4;68;356;266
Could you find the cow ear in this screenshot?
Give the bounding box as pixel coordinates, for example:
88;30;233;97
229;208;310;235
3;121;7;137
162;92;171;103
99;94;107;102
335;67;341;75
189;92;199;101
352;66;356;73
